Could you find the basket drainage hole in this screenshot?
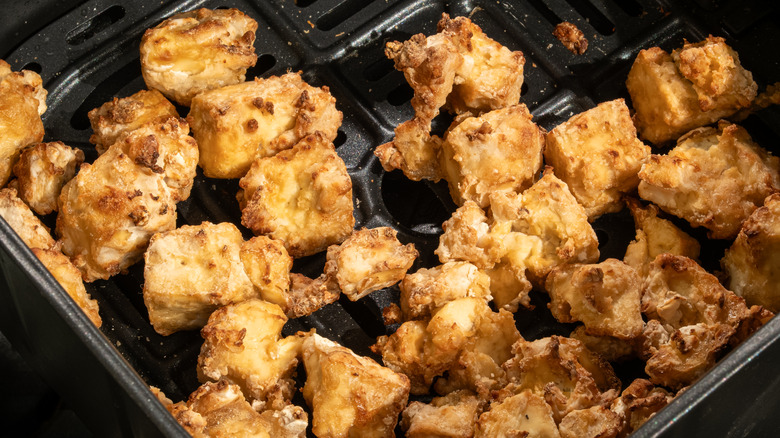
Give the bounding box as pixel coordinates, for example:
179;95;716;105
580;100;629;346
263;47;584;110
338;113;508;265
246;54;277;79
333;130;347;147
67;5;126;46
610;0;643;17
295;0;318;7
564;0;615;35
363;57;394;82
386;83;413;106
317;0;373;32
22;62;42;74
381;170;450;235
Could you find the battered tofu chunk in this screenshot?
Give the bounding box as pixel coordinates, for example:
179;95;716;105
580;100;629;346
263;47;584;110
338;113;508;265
722;193;780;312
544;99;651;219
558;405;622;438
0;59;46;187
483;260;533;312
546;259;644;340
375;117;444;181
32;248;102;327
402;390;482;438
569;326;635;363
440;104;545;207
239;235;293;312
638;121;780;239
302;332;410;438
198;299;304;407
609;379;673;437
626;37;756;145
475;390;561;438
88;89;179;154
239;133;354;258
435;201;505;269
623;198;701;278
188;73;342;179
143;222;259;335
0;188;56;250
140;8;258;106
400;261;491;321
12;141;84;215
325;227;418;301
286;272;341;318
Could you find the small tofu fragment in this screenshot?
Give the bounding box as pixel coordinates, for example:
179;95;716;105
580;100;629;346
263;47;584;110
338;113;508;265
402;390;482;438
325;227;418;301
302;333;410;438
239;235;293;311
553;21;588;55
558;405;622;438
140;8;258;106
0;187;56;250
188;72;342;179
440;104;544;207
609;379;674;436
638;121;780;239
569;326;634;363
88;89;179;154
722;193;780;312
198;299;303;408
546;259;644;340
0;59;46;187
239;133;354;257
286;272;341;318
400;261;491;321
626;37;756;145
12;141;84;215
33;248;102;327
435;200;505;270
143;222;259;335
475;390;561;438
544;99;650;219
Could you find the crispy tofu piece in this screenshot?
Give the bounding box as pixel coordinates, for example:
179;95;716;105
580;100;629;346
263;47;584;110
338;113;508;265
623;198;701;278
151;387;208;437
0;60;46;187
88;89;179;154
188;72;342;179
570;326;634;363
402;390;482;438
375;117;444;181
435;200;505;270
722;193;780;312
57;118;196;282
544;99;651;219
626;37;756;145
143;222;259;335
400;261;491;321
609;379;673;437
198;299;304;408
239;133;354;257
32;248;101;327
0;187;56;250
286;272;341;318
302;332;410;438
140;8;257;106
546;259;644;340
483;260;533;312
475;390;561;438
502;336;621;423
558;405;622;438
325;227;417;301
239;235;293;311
440;104;545;207
638;121;780;239
638;254;762;389
12;142;84;215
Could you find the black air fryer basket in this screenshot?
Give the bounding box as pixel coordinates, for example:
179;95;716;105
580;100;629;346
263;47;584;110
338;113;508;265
1;0;780;436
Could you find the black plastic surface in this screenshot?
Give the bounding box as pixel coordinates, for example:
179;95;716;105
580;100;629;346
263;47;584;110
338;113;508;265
1;0;779;436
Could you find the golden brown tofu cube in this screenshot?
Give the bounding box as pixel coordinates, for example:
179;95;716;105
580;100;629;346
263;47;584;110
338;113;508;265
286;272;341;318
546;259;644;340
609;379;673;436
400;261;491;321
638;121;780;239
435;200;505;270
239;235;293;311
188;72;342;179
558;405;622;438
544;99;651;219
88;89;179;154
325;227;417;301
475;390;561;438
143;222;259;335
239;133;354;257
140;8;258;106
569;325;634;363
302;332;410;438
401;390;481;438
12;141;84;215
626;37;756;145
32;248;102;327
198;299;304;407
722;193;780;312
0;60;46;187
0;187;56;250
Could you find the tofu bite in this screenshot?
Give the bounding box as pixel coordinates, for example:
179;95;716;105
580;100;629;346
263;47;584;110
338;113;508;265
475;390;561;438
325;227;418;301
12;141;84;215
722;193;780;312
440;104;545;207
544;99;651;219
400;261;492;321
0;60;47;187
239;235;293;311
239;133;354;258
0;187;56;250
188;72;342;179
435;200;506;270
143;222;259;335
638;121;780;239
140;8;258;106
88;89;178;154
626;37;756;145
32;248;102;327
198;299;304;408
546;259;644;340
609;379;674;436
557;405;622;438
401;390;482;438
286;272;341;318
302;332;410;438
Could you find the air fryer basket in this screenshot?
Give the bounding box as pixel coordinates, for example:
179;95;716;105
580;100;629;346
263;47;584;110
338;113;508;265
1;0;779;436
